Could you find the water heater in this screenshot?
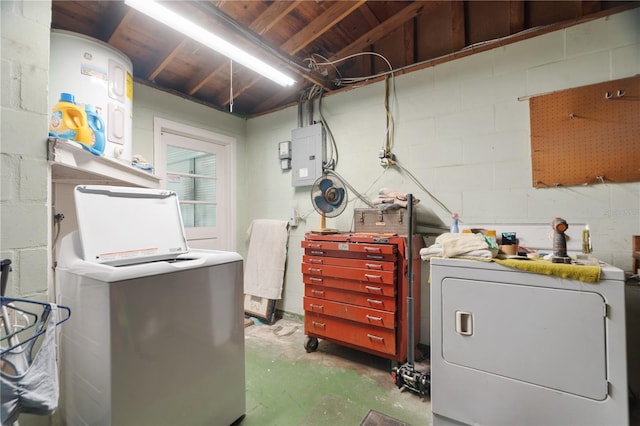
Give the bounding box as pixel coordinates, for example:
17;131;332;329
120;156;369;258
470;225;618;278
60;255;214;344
49;30;133;162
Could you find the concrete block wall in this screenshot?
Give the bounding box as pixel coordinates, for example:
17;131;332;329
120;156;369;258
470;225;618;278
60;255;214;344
0;0;51;301
244;8;640;327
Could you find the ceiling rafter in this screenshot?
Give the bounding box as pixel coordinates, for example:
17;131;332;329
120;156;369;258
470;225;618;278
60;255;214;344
51;0;639;117
96;1;129;41
107;9;135;45
212;0;368;108
509;0;525;34
451;1;466;52
149;39;189;81
280;0;367;55
220;0;370;100
331;1;429;61
251;1;435;114
581;1;603;15
404;20;415;66
185;1;310;107
185;0;333;106
360;3;384;28
249;0;302;36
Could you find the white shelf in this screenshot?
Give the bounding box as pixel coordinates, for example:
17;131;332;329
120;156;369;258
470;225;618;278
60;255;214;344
48;138;160;188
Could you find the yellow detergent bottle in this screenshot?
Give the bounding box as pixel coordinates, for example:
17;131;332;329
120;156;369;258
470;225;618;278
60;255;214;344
49;92;92;146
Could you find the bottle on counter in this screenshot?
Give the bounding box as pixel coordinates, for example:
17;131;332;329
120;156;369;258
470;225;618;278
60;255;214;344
450;213;459;233
84;104;106;156
49;92;92;146
582;225;592;254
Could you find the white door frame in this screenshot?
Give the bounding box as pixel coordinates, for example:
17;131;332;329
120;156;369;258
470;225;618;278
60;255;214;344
153;117;237;251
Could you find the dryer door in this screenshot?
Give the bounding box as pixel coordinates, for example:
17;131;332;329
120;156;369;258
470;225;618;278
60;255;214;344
441;278;607;400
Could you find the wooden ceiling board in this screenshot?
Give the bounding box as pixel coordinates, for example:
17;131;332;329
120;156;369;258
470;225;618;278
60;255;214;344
372;27;408;72
167;49;209;79
144;39;188;81
367;1;413;22
526;1;584;27
465;1;512;46
279;2;362;55
49;0;640;117
216;0;267;25
416;1;457;61
331;7;382;45
51;1;105;36
247;1;301;37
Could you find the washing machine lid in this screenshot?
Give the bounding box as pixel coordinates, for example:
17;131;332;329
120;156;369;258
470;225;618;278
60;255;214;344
74;185;189;266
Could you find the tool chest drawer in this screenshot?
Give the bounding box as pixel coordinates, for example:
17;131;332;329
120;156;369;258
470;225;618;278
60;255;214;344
304;297;395;329
301;262;395;284
302;255;396;271
305;284;396;311
302;233;420;362
302;240;397;262
304;313;396;356
301;240;397;256
303;275;396;298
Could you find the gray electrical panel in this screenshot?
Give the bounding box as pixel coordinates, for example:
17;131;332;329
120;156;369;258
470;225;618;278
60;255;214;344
291;123;325;187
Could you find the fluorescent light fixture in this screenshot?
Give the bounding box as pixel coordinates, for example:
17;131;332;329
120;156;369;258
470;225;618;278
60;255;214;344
125;0;296;87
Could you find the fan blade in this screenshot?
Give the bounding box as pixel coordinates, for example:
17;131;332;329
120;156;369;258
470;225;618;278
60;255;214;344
314;195;335;214
318;178;333;193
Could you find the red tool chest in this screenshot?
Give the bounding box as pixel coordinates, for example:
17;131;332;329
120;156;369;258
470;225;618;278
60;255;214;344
301;232;421;362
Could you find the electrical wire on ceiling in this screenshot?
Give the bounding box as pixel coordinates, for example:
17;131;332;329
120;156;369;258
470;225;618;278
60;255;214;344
304;50;454;219
307;51;393;87
306;51;397;167
305;53;343;81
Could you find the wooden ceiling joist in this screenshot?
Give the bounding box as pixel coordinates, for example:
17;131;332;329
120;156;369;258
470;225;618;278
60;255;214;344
280;0;367;55
331;1;429;61
51;0;640;117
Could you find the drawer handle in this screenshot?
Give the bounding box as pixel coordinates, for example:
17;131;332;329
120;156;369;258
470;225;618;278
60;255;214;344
366;315;383;323
364;274;382;280
364;246;382;253
312;321;326;329
308;243;322;248
367;334;385;342
365;285;382;293
308;267;322;273
310;250;325;255
311;289;325;295
367;299;383;306
365;263;383;270
309;304;324;311
308;258;323;264
310;277;323;282
366;255;384;260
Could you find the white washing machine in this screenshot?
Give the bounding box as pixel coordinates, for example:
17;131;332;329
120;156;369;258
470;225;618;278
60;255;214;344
430;257;628;426
55;185;245;425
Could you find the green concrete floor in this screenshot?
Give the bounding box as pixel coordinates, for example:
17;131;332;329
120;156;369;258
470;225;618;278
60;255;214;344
239;317;432;426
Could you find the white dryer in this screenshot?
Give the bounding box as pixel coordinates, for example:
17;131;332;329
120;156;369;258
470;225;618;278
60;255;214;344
430;257;628;426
